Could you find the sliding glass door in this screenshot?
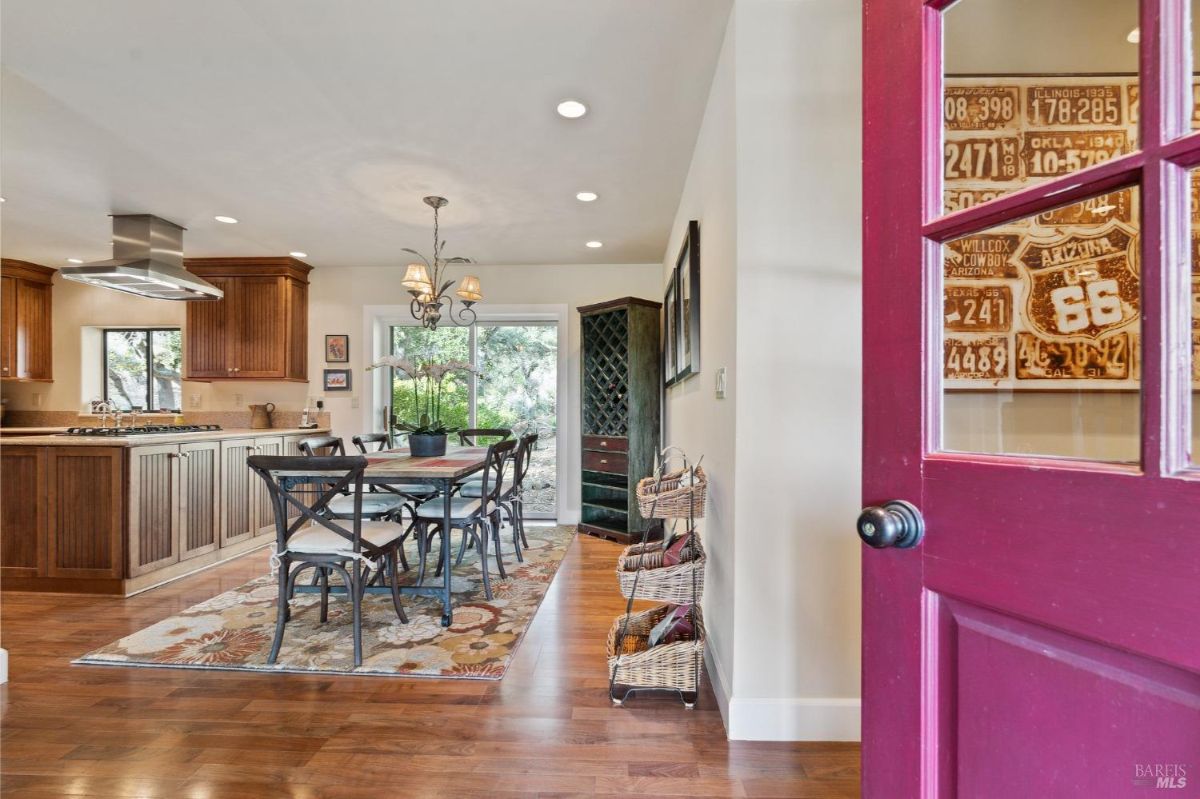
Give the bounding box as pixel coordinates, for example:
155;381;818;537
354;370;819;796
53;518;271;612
390;322;558;518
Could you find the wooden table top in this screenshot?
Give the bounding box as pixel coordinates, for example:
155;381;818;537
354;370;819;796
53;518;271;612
362;445;489;481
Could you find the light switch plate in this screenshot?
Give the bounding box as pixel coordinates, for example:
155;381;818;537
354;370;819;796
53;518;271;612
351;397;360;409
715;367;727;399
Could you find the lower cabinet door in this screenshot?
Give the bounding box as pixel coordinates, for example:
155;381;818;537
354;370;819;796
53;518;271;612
251;436;284;536
47;447;125;580
128;444;181;578
178;440;220;561
219;438;256;547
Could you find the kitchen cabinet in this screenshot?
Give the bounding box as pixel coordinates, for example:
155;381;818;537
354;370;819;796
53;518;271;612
0;259;54;382
45;447;125;581
219;437;256;547
128;440;224;576
178;440;220;561
183;257;311;381
249;435;283;537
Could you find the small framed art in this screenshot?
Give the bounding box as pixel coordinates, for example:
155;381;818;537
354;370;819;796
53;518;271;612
325;334;349;363
323;369;352;391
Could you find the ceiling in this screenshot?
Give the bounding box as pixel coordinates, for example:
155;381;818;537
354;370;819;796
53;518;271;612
0;0;731;269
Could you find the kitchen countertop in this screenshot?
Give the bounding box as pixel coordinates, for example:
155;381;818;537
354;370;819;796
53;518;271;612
0;427;71;436
0;427;332;447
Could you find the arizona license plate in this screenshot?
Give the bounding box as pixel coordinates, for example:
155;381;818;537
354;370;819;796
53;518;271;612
944;336;1009;381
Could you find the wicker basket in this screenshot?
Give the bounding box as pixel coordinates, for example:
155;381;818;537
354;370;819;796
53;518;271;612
616;538;706;603
636;465;707;519
606;604;705;692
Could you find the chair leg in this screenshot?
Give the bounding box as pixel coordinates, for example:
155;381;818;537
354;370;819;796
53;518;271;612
516;498;529;548
269;558;291;665
319;566;329;623
389;546;409;624
477;520;493;600
349;561;363;667
490;511;507;579
455;521;470;566
503;501;524;563
415;521;429;585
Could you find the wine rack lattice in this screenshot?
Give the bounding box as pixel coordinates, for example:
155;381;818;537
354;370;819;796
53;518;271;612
582;309;630;436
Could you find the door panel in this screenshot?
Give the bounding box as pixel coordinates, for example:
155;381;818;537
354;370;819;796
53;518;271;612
234;277;286;377
185;276;230;378
219;438;255;547
0;447;47;578
178;440;220;560
251;435;283;535
16;279;52;380
862;1;1200;797
45;447;124;580
128;444;179;577
0;275;15;378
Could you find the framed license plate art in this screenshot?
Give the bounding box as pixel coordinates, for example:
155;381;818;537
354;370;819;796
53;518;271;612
942;74;1156;391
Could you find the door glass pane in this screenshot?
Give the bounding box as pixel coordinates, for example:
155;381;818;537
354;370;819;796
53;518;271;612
943;1;1139;215
151;329;182;411
390;326;471;432
104;330;148;411
941;189;1141;462
477;325;558;517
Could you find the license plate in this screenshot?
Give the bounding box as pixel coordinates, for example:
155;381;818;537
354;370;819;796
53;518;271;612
945;234;1021;279
1036;189;1133;225
945;137;1021;182
944;86;1020;131
944;336;1009;380
1020;130;1127;178
1015;332;1132;380
944;188;1008;213
1026;85;1123;127
944;285;1013;332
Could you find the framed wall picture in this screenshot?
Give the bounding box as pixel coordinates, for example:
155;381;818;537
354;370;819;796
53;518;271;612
325;334;349;363
323;369;352;391
664;270;679;386
674;220;701;381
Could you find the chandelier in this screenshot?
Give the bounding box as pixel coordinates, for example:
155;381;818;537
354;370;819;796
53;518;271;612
401;196;482;329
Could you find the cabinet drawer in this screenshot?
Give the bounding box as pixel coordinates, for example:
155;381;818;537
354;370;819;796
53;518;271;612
583;449;627;474
582;435;628;453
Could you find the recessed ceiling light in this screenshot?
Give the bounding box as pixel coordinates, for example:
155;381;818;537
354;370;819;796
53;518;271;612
1127;27;1140;44
586;241;603;248
289;251;308;258
576;192;598;202
66;258;84;264
557;99;588;119
214;215;238;224
0;197;6;202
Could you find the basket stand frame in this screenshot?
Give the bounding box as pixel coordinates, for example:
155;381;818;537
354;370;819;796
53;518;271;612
608;447;704;709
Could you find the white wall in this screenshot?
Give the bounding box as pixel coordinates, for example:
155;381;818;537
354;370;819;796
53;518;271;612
663;0;862;740
1;262;661;519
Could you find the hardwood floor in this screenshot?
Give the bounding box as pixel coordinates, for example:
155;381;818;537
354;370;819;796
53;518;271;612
0;529;861;798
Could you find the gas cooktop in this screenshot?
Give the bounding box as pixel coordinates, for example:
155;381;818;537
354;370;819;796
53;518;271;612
59;424;223;437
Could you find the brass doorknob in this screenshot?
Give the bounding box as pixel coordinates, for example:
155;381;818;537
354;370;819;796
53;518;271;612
857;500;924;549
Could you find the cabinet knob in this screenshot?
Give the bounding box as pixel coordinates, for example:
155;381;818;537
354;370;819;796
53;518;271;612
600;441;608;447
600;458;608;465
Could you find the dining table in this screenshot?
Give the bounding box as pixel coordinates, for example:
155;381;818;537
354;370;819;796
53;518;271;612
291;444;489;627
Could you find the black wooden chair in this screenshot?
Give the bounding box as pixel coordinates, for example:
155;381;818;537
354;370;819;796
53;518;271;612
352;433;441;570
457;428;512;446
413;438;516;600
248;455;409;667
298;436;407;522
460;432;538;561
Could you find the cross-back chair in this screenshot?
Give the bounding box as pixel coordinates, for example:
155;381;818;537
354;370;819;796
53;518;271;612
248;454;409;667
457;428;512;446
460;431;539;561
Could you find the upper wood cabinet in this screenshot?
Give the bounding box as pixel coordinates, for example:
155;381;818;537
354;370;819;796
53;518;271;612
0;259;54;382
183;257;311;381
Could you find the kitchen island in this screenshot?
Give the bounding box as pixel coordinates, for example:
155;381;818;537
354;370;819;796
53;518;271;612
0;427;330;595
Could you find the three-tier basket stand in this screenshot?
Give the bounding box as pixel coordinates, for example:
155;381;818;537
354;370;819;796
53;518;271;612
607;447;708;708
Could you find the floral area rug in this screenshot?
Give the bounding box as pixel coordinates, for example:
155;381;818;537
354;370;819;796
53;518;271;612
75;525;575;679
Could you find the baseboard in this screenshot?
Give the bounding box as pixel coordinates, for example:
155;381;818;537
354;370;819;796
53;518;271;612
704;645;732;732
727;696;861;741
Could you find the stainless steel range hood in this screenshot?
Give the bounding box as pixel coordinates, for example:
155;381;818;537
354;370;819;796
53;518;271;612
59;214;223;301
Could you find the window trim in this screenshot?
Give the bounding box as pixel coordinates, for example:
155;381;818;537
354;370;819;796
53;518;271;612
101;327;182;412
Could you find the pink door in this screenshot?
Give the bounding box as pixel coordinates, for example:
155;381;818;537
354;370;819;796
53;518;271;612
862;0;1200;796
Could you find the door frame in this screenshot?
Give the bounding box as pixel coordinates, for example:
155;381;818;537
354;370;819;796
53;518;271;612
364;303;570;523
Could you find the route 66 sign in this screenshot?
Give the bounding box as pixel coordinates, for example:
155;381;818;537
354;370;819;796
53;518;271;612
1013;221;1140;340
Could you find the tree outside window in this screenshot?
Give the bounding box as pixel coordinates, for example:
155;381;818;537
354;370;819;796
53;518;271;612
104;329;182;411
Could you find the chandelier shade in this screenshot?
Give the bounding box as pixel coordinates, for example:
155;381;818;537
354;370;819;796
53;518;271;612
400;196;481;329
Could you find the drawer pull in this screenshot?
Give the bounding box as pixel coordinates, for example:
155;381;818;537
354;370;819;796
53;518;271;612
600;441;608;447
600;459;608;464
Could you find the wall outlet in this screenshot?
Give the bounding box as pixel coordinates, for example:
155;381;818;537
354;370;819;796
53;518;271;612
32;393;42;408
189;394;201;408
715;367;727;399
233;393;243;406
351;397;360;409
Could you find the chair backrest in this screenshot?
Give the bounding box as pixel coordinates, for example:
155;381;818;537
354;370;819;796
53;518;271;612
478;438;518;507
299;435;345;457
512;432;539;489
247;454;381;555
458;428;512;446
352;433;390;454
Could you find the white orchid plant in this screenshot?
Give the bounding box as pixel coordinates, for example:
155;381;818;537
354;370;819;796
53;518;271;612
366;355;477;435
